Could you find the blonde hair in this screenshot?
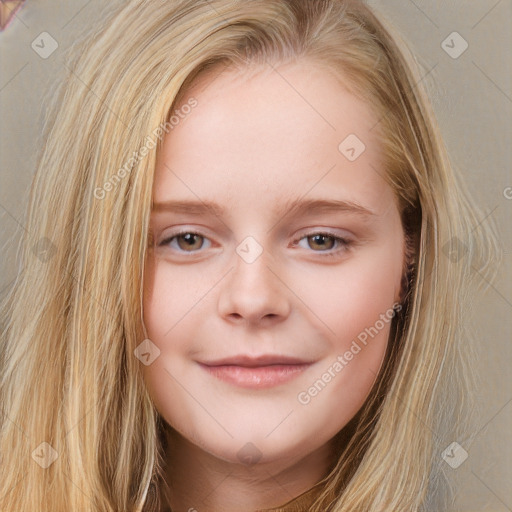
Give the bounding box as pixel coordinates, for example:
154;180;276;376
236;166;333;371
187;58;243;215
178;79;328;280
0;1;501;511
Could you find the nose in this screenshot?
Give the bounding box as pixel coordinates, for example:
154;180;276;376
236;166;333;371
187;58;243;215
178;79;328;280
217;245;291;327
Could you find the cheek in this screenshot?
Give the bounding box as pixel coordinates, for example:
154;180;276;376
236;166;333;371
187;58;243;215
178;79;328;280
296;318;392;437
142;260;203;341
298;244;402;344
141;261;209;419
296;259;400;424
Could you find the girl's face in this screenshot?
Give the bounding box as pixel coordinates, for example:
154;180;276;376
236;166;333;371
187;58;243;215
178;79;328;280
142;61;405;468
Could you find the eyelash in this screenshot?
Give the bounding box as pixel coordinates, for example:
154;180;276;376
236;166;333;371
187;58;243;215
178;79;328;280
158;229;353;258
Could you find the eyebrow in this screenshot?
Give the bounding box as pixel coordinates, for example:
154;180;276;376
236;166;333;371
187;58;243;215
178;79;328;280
151;198;377;219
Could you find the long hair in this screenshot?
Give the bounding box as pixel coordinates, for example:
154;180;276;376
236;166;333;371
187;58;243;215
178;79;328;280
0;1;501;511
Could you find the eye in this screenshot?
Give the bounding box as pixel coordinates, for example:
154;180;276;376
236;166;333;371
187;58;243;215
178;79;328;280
157;230;352;257
294;232;352;257
158;231;212;252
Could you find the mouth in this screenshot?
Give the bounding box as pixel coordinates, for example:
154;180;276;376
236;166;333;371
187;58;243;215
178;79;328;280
197;354;314;389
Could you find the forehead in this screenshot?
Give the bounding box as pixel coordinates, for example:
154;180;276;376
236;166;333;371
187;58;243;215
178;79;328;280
154;60;395;217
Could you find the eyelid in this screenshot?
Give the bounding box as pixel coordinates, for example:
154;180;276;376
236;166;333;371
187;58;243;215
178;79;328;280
292;226;354;243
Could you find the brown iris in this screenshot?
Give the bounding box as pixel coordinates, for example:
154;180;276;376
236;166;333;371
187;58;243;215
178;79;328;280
306;234;335;251
176;233;204;251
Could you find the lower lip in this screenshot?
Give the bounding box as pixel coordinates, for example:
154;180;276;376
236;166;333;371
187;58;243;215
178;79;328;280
198;363;312;389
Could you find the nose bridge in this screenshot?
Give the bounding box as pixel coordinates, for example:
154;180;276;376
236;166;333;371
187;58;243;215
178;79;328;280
234;237;275;290
217;235;290;324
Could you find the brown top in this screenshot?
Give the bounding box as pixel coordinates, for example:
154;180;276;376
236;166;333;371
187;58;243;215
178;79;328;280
255;481;325;511
160;481;325;511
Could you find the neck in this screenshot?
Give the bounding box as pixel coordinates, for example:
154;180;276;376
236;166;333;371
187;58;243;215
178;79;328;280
160;427;337;512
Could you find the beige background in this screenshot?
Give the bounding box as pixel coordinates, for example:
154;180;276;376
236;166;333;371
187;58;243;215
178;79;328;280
0;1;510;510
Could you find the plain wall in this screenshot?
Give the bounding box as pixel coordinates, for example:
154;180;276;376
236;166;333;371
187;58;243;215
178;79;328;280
0;1;510;510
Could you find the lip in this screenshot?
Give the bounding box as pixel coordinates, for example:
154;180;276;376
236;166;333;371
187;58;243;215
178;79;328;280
200;354;311;367
198;354;313;389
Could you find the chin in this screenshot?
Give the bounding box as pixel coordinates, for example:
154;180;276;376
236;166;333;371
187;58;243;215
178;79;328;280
199;420;318;465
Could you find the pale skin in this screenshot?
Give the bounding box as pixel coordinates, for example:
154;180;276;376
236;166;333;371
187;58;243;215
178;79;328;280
142;59;406;512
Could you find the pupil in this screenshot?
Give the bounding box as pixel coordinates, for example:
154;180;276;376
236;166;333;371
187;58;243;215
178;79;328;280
184;234;195;244
311;234;332;250
180;233;201;250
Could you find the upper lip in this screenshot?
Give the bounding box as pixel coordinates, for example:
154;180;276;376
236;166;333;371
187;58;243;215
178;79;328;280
199;354;312;367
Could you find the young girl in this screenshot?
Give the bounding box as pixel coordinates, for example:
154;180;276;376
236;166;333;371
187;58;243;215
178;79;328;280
0;1;500;511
